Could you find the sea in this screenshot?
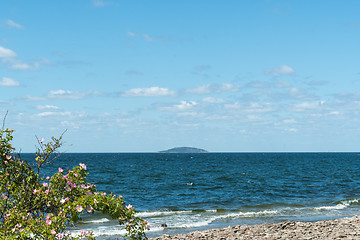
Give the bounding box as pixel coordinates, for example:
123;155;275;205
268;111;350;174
21;152;360;239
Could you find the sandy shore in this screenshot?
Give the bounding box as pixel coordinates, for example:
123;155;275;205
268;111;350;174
150;216;360;240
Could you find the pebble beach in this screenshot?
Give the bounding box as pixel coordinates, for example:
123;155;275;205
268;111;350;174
150;216;360;240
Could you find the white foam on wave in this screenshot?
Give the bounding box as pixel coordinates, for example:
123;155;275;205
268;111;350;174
85;226;127;237
136;209;227;218
175;219;213;228
70;208;282;237
315;199;360;211
206;209;217;213
83;218;110;224
146;226;165;233
217;210;279;219
315;204;347;210
136;210;192;218
342;199;360;205
173;209;279;228
72;226;154;237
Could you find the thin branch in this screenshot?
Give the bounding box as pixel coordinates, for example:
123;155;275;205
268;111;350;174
2;110;8;130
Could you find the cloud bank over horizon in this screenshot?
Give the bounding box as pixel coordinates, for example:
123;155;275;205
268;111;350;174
1;1;360;152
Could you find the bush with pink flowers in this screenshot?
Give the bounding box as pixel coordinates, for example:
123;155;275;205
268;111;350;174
0;128;148;239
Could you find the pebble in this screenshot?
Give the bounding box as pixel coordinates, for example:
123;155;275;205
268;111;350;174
149;216;360;240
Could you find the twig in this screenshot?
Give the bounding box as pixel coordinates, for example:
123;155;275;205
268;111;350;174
2;110;8;130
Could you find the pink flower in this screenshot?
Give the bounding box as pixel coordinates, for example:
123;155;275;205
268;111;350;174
63;175;68;179
74;173;78;177
38;138;44;143
102;192;106;196
80;229;86;235
58;168;63;173
76;205;83;212
4;161;8;164
46;219;52;225
33;189;40;194
79;163;87;170
51;229;56;235
42;183;48;187
58;233;63;239
126;204;133;210
61;198;70;203
5;155;11;160
86;206;93;213
45;189;50;195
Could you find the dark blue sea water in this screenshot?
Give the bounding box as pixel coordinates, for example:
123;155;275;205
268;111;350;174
21;153;360;239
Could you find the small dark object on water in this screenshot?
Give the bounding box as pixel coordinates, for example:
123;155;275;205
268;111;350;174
161;223;167;227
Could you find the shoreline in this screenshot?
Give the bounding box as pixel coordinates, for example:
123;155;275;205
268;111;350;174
149;215;360;239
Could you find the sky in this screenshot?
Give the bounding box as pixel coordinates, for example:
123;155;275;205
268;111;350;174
1;0;360;152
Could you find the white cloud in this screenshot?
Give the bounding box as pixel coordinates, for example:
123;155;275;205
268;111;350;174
127;32;136;37
173;100;197;111
202;97;224;103
0;77;20;87
160;100;198;111
23;90;101;101
187;84;212;94
143;34;153;42
92;0;111;7
0;46;17;58
37;111;71;117
186;83;239;94
246;81;270;88
36;105;60;110
219;83;237;92
175;100;197;110
224;102;240;109
247;115;261;121
126;31;155;42
6;20;23;29
47;90;88;99
24;96;46;101
275;80;291;88
0;46;43;70
265;65;295;76
286;128;298;133
224;102;274;113
283;119;297;124
9;61;40;70
247;102;273;113
292;101;325;111
123;87;175;97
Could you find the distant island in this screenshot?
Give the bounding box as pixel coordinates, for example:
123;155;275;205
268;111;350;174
159;147;209;153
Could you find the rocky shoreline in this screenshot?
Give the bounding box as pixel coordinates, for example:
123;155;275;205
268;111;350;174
150;216;360;240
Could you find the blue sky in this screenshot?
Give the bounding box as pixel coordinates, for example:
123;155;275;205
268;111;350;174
1;0;360;152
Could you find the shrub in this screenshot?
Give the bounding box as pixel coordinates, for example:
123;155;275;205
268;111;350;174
0;128;148;239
